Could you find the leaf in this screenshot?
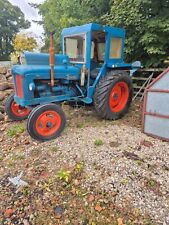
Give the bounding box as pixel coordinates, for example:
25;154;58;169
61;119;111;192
117;218;125;225
88;194;95;202
95;204;103;212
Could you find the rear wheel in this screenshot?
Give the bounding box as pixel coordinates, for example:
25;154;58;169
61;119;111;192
27;103;66;141
94;71;133;120
5;93;30;121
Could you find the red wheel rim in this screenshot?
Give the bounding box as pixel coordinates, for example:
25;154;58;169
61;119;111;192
109;81;129;113
35;110;61;137
11;101;30;117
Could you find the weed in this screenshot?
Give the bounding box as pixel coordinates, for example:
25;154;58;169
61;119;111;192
76;123;84;128
7;124;25;137
50;146;60;152
75;162;84;172
42;178;55;191
147;179;157;188
12;154;25;161
143;219;155;225
136;160;143;166
94;139;103;146
21;186;30;196
122;178;129;185
7;159;15;167
57;169;71;183
0;155;3;161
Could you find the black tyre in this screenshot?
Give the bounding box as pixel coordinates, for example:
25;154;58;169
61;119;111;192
27;103;66;141
94;70;133;120
5;93;30;121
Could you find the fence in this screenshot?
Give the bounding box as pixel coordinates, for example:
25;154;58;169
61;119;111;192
132;68;166;100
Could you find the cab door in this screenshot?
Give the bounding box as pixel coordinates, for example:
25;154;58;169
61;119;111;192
104;27;125;66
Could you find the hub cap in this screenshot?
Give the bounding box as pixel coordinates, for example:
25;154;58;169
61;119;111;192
109;81;129;113
35;110;61;137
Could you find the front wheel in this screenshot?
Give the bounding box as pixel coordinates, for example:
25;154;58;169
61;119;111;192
27;103;66;141
5;93;31;121
94;71;133;120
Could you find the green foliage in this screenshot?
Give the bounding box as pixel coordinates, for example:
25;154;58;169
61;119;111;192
147;179;157;188
7;124;25;137
0;0;30;60
57;169;71;182
38;0;110;52
105;0;169;67
94;139;103;146
12;154;25;161
75;162;84;172
38;0;169;68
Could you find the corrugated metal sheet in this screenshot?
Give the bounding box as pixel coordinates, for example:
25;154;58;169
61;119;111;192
143;67;169;141
144;115;169;140
146;92;169;115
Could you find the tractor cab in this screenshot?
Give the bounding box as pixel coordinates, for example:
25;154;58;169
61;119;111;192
62;23;140;101
62;24;126;77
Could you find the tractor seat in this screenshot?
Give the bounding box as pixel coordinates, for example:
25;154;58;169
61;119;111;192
90;67;100;79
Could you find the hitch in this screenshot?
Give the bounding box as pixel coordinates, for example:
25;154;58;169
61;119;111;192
49;29;57;86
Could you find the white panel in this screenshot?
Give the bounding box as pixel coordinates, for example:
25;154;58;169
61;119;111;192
151;71;169;90
144;115;169;140
146;92;169;115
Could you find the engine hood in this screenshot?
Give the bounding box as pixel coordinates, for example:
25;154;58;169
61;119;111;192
12;65;80;80
23;51;70;66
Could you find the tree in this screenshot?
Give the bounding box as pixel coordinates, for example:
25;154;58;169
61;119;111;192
37;0;169;67
13;33;37;52
38;0;110;52
10;33;38;63
104;0;169;67
0;0;30;60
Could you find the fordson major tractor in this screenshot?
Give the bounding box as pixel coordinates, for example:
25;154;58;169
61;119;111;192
5;23;141;141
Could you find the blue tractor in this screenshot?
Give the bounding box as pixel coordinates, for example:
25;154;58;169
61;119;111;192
5;23;141;141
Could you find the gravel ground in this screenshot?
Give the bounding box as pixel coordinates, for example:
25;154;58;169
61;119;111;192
0;101;169;224
52;123;169;224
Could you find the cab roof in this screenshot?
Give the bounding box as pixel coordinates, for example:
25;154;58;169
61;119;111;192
61;23;125;37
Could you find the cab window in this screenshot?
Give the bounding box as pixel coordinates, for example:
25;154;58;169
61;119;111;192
109;37;122;59
64;34;86;63
98;43;105;61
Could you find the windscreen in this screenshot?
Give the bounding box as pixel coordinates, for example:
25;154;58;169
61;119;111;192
64;34;85;63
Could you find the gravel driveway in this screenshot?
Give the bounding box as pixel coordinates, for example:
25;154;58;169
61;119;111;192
0;101;169;224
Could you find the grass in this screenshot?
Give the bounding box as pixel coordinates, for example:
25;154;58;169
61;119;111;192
57;169;71;183
50;146;60;153
7;159;15;167
147;179;157;188
76;123;84;128
7;123;25;137
94;139;103;146
136;160;143;166
12;154;25;161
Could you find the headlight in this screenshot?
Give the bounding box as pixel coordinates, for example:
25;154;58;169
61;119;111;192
29;83;35;91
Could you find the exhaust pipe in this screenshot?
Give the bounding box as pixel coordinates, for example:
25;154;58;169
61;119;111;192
49;29;57;86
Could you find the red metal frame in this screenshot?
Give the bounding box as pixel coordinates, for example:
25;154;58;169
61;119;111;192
145;67;169;90
142;67;169;141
